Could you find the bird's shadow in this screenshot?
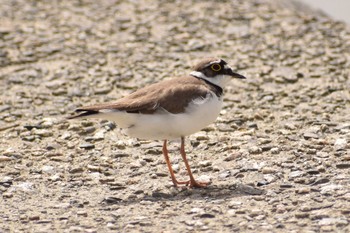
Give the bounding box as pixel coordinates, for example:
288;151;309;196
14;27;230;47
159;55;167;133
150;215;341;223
101;183;265;206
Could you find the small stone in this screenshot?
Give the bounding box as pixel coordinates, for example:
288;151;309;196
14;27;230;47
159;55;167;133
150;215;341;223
139;160;147;166
0;156;12;162
47;141;61;150
249;209;264;217
284;122;297;130
236;183;264;195
95;86;112;95
32;129;53;137
295;187;311;194
320;225;335;232
77;211;88;217
295;212;309;219
190;208;204;214
79;143;95;149
303;132;319;139
249;146;262;154
82;126;96;134
48;174;61;182
3;192;13;198
60;132;72;140
103;197;123;204
87;165;100;172
228;201;242;208
91;130;105;140
197;175;211;183
247;122;258;129
261;167;277;174
310;178;330;186
29;215;40;221
199;213;215;218
270;147;280;154
320;184;343;195
112;152;130;158
288;171;304;179
42;165;55;174
271;67;299;83
198;160;212;167
280;184;294;189
41;118;55;128
336;163;350;169
334;138;347;151
69;167;84;173
194;132;209;140
218;170;231;180
15;182;35;192
318;217;348;226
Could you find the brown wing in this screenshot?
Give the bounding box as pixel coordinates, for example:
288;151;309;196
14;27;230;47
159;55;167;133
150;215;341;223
69;76;213;119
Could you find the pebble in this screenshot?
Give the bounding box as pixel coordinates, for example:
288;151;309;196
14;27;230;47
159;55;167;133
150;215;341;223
248;146;262;154
87;165;100;172
197;175;211;183
83;126;96;134
41;118;55;128
60;132;72;140
15;182;35;192
198;160;211;167
270;147;280;154
218;170;231;180
261;167;277;174
303;132;319;139
91;129;105;140
79;143;95;149
42;165;55;174
69;167;84;174
194;132;209;140
335;163;350;169
295;187;311;194
320;184;343;195
334;138;347;151
3;192;13;198
318;218;348;226
46;143;61;150
32;129;53;137
288;171;304;179
0;156;12;162
280;184;294;189
249;209;265;217
190;207;204;214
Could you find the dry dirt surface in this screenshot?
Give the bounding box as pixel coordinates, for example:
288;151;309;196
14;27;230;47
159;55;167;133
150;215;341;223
0;0;349;232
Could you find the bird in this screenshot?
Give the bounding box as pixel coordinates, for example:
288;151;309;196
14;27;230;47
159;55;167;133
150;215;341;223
68;58;246;188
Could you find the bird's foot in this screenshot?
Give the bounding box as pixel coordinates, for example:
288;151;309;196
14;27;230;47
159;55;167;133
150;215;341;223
173;179;209;188
189;180;209;188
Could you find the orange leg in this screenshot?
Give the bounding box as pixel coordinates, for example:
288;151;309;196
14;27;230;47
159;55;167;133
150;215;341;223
179;137;208;188
162;140;190;187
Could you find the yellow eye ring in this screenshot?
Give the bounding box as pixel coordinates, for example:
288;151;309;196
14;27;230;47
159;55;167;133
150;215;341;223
211;64;221;71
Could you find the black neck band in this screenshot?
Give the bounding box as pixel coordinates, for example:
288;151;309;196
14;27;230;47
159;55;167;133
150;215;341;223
191;74;223;97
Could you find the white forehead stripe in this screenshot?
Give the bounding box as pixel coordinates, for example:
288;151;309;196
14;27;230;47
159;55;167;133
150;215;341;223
204;59;222;68
190;71;207;79
209;59;221;65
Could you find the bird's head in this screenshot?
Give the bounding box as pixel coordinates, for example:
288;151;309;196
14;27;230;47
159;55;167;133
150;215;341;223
190;58;246;87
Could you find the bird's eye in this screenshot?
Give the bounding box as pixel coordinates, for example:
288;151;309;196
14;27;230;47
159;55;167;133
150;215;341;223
211;64;221;72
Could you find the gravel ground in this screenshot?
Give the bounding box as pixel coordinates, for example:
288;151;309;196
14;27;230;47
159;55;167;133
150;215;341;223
0;0;349;232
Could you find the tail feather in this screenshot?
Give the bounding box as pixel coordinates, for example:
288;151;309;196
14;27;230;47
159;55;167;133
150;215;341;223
67;110;99;120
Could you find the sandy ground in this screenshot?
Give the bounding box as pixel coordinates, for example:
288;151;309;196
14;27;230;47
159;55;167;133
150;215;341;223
0;0;349;232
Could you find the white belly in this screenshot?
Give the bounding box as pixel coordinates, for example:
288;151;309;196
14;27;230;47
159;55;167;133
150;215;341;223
97;94;222;140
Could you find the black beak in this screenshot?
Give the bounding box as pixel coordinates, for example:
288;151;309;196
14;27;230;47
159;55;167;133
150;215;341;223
225;68;246;79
